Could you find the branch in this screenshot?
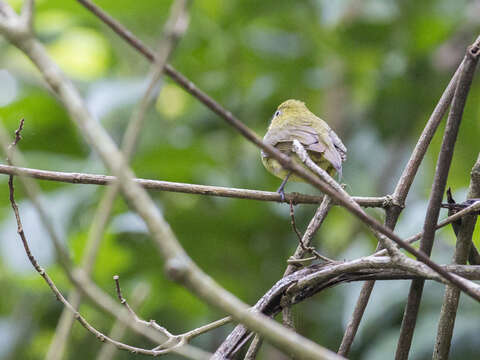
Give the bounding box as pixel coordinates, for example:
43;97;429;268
214;256;480;357
113;276;231;352
3;121;209;359
396;41;480;360
339;43;465;356
433;154;480;359
0;163;385;206
47;1;191;357
97;282;150;360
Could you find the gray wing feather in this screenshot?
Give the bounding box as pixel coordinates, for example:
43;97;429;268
329;128;347;161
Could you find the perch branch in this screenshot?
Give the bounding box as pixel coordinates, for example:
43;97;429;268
0;164;385;206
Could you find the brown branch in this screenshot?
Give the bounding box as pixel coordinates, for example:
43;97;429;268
0;164;385;206
396;42;480;360
339;53;464;356
289;200;333;263
245;196;334;356
433;154;480;359
97;282;150;360
214;255;480;358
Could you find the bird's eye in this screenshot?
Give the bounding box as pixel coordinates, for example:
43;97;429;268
274;110;281;117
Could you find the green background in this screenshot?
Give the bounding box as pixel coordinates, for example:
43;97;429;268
1;0;480;359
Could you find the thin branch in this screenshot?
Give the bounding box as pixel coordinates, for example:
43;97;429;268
0;164;385;206
244;335;263;360
4;123;209;359
370;199;480;257
97;282;150;360
396;42;480;360
433;154;480;360
289;200;333;263
113;275;231;352
245;196;334;357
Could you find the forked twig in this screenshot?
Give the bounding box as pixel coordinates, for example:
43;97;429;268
289;200;334;264
113;275;231;351
4;121;209;358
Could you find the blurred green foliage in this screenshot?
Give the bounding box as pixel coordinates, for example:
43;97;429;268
1;0;480;359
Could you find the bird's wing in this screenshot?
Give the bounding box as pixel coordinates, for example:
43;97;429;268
264;124;344;177
329;128;347;162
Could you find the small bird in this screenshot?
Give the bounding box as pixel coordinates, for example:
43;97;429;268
261;99;347;201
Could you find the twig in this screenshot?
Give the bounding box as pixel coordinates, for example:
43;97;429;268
289;200;333;263
113;275;231;351
0;4;342;359
97;282;151;360
396;42;480;360
0;164;385;206
244;335;263;360
371;200;480;258
277;195;334;347
433;155;480;359
4;121;208;359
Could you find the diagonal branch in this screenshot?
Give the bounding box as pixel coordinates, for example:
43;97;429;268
433;154;480;359
46;1;190;358
338;49;466;356
396;42;480;360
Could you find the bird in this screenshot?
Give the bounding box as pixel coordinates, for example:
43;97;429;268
261;99;347;201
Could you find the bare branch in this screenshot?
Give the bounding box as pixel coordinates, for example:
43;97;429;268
47;1;191;357
215;255;480;357
0;164;385;206
113;275;231;352
339;39;465;356
433;154;480;359
289;200;333;263
396;40;480;360
2;121;209;359
290;140;480;300
97;282;150;360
